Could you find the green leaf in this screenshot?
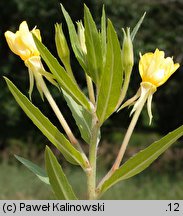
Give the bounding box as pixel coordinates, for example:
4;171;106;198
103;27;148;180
131;12;146;41
15;155;49;185
5;77;88;169
99;125;183;195
63;90;92;144
45;146;77;200
60;4;86;70
84;4;103;85
33;35;91;112
101;5;107;63
97;20;123;124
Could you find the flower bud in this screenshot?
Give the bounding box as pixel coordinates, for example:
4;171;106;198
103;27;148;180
55;23;70;62
121;28;134;72
77;21;87;54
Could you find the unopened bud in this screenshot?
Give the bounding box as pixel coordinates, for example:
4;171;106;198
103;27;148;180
121;28;134;72
77;21;87;54
55;23;70;62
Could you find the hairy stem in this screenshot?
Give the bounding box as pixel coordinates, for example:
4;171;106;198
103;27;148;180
87;114;100;199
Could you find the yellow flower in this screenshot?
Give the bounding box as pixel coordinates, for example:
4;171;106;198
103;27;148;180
4;21;58;99
139;49;180;87
119;49;180;124
4;21;41;61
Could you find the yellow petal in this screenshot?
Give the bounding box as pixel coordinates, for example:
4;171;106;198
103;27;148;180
5;21;41;61
32;29;42;41
4;31;20;56
19;21;29;32
139;49;180;87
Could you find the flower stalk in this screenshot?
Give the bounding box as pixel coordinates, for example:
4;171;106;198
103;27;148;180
113;93;147;170
35;74;78;144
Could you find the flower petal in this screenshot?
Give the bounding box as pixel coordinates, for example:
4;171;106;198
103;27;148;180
5;21;41;61
4;31;20;56
139;49;180;87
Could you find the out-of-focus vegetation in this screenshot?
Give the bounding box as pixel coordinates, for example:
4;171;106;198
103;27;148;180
1;0;183;199
1;163;183;199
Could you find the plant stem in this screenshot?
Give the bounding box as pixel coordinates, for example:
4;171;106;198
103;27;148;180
34;72;78;145
64;60;77;83
116;67;132;110
112;96;146;170
86;74;95;105
87;114;100;199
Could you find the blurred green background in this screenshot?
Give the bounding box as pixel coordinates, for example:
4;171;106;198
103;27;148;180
1;0;183;199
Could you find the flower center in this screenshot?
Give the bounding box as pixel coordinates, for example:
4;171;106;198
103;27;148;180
153;69;165;82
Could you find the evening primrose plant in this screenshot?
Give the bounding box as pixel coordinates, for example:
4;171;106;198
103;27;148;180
4;5;183;200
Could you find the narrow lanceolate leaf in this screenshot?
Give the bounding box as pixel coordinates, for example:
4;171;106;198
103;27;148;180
101;5;107;65
15;155;49;185
84;4;103;85
33;35;91;112
45;146;77;200
61;4;87;72
5;77;88;169
63;90;92;144
131;12;146;41
99;125;183;195
97;20;123;124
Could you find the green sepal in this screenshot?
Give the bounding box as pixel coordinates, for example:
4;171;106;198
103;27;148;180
28;67;34;100
39;69;59;89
